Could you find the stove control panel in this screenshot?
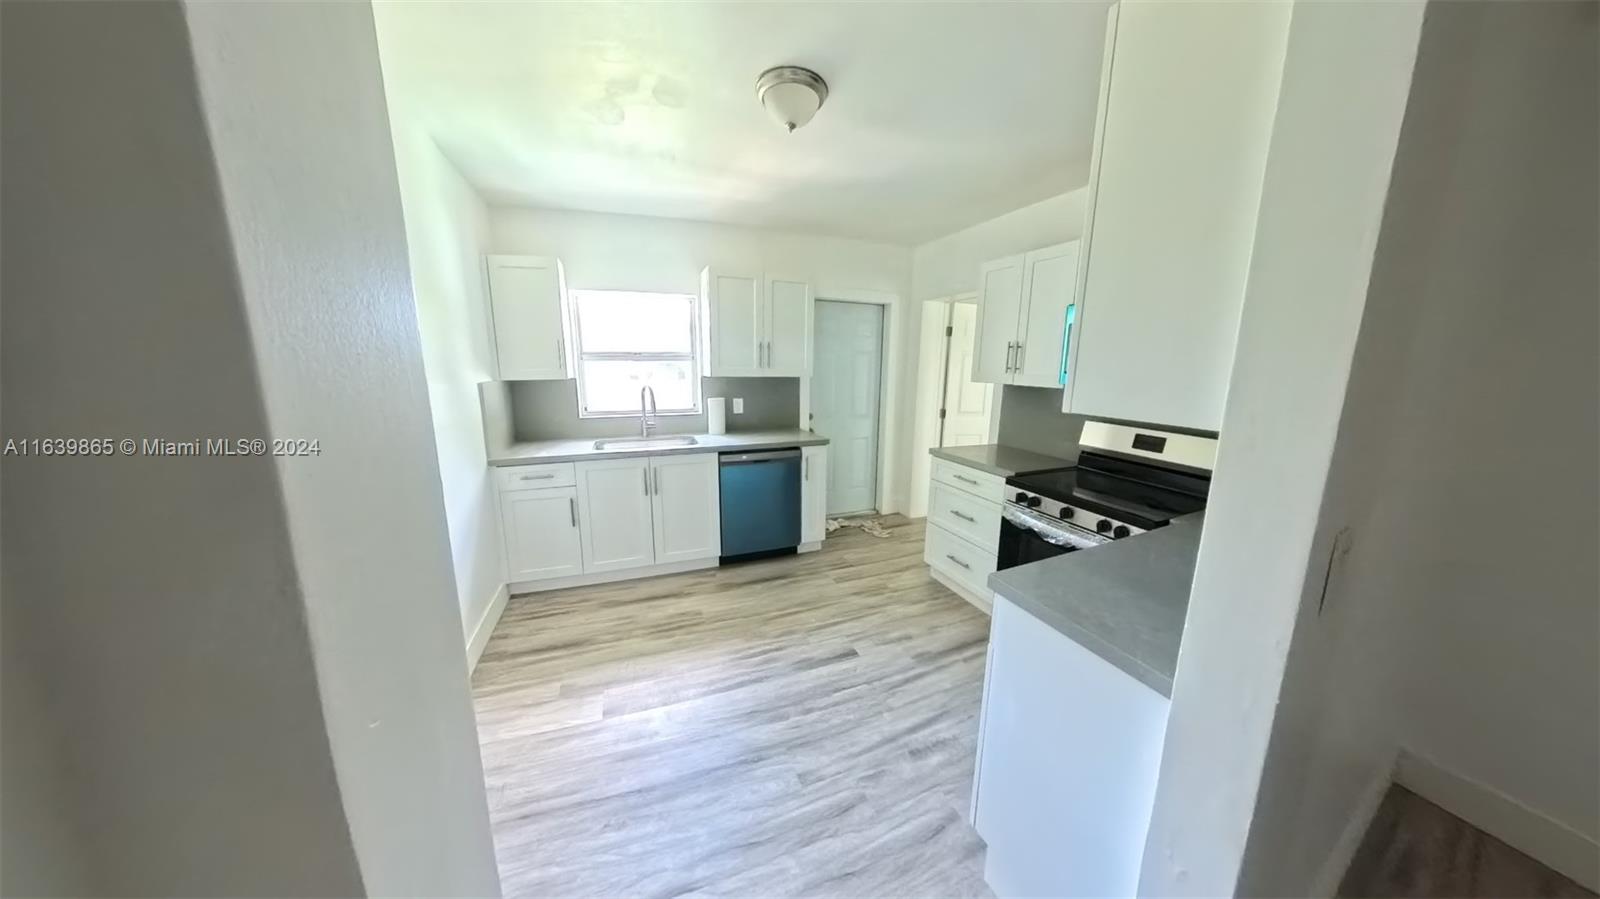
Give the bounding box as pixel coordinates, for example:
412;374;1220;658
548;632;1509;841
1008;490;1148;539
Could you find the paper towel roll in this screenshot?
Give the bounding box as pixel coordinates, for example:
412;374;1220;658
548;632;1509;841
707;397;727;435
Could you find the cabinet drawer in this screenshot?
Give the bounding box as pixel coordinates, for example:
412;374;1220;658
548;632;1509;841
928;482;1001;553
925;523;999;599
931;458;1006;504
495;462;576;492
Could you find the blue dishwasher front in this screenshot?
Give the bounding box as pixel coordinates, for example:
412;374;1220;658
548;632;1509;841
719;448;802;559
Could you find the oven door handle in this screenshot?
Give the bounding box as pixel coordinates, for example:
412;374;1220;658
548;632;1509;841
1002;504;1109;550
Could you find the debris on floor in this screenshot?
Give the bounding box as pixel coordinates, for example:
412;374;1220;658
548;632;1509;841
826;516;892;538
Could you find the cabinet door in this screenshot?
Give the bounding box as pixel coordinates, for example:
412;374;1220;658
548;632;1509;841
972;255;1026;384
1067;2;1288;429
1014;242;1081;388
703;268;762;377
575;458;656;573
649;453;721;564
801;445;828;545
500;486;583;582
487;255;570;381
764;275;812;377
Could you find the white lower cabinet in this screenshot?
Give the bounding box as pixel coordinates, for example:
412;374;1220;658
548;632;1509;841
649;453;721;564
973;596;1170;897
500;485;584;581
923;455;1003;612
500;451;729;586
801;445;828;546
575;457;657;574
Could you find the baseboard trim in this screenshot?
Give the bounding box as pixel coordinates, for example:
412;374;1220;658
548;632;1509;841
929;566;993;615
466;582;509;673
509;557;717;595
1395;748;1600;891
1310;753;1397;897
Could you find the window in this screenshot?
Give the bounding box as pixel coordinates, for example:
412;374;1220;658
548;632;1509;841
571;289;701;417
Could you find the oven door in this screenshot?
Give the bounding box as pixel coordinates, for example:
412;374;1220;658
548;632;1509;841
996;504;1107;571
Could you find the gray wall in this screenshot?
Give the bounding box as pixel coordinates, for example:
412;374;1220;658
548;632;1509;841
996;386;1085;461
1;3;363;892
1;2;501;895
511;377;800;441
1242;2;1600;891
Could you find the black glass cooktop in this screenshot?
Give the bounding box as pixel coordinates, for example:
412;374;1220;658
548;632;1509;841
1006;451;1209;529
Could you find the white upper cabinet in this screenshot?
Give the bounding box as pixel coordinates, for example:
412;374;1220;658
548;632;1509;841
1064;2;1290;430
575;457;656;574
764;275;812;377
703;269;762;377
701;266;812;378
973;243;1080;388
649;453;721;564
1015;242;1081;389
485;255;572;381
973;255;1026;384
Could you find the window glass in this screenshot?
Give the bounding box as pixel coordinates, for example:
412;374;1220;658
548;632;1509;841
571;290;700;416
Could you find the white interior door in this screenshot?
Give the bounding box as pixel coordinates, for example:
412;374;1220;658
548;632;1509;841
941;303;993;447
811;300;883;516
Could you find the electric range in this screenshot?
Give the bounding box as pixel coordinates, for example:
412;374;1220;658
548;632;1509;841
997;421;1218;571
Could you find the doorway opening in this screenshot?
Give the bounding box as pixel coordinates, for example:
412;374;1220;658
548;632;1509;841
909;297;995;519
810;299;886;516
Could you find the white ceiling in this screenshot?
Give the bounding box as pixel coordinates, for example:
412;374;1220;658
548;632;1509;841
373;1;1111;246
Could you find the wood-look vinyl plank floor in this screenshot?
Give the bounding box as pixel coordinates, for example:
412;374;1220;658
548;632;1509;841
472;516;995;899
1339;786;1596;899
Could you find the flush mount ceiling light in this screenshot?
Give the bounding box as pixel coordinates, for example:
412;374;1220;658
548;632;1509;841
756;66;828;133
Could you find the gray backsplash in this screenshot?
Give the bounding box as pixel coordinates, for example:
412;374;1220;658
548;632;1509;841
510;377;801;441
997;385;1086;461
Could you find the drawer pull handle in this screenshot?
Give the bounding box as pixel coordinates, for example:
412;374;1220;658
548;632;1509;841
953;474;978;485
946;554;972;570
951;510;976;523
520;473;556;481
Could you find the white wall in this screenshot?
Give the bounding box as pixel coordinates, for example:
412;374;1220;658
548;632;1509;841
1138;2;1422;895
490;206;916;510
184;2;502;894
910;189;1088;304
1245;3;1597;891
385;118;507;650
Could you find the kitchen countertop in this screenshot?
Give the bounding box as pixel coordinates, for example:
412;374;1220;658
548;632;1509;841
488;429;828;466
987;512;1205;697
928;443;1074;477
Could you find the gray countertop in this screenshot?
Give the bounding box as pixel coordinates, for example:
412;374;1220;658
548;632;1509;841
488;429;828;466
987;512;1205;697
928;444;1074;477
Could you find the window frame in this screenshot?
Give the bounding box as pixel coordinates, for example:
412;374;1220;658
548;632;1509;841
569;289;702;419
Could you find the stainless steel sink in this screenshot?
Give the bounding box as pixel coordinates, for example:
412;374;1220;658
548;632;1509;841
593;436;699;451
